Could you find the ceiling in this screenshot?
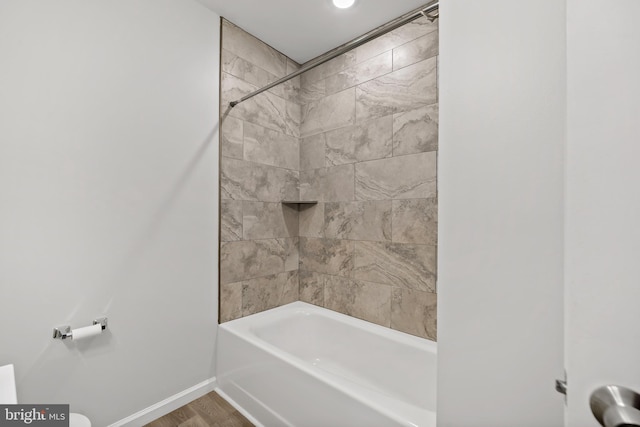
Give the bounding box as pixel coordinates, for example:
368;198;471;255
196;0;431;64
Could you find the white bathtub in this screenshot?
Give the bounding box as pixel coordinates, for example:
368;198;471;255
216;301;437;427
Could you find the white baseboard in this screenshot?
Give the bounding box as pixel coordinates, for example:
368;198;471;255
107;377;217;427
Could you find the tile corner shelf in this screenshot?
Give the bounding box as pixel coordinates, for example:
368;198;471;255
281;200;318;205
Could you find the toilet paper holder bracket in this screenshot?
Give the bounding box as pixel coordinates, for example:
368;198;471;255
53;317;108;340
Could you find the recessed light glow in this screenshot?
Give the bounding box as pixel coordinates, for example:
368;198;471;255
333;0;355;9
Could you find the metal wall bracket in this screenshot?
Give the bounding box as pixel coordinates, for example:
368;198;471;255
52;317;108;340
93;317;108;331
52;325;72;340
556;379;568;395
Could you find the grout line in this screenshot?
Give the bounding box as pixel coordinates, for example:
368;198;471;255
354;80;358;125
224;269;300;288
390;197;394;242
221;155;302;173
298;235;437;247
239;199;244;241
301;269;436;296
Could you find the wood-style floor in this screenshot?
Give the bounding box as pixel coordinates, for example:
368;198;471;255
144;391;254;427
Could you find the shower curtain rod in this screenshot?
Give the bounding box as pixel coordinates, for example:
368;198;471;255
228;1;439;108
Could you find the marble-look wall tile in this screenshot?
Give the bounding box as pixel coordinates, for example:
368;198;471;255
355;152;436;200
300;133;326;171
323;202;354;240
286;101;302;138
392;15;438;45
282;59;302;104
300;164;355;202
221;73;299;137
300;51;357;86
322;203;351;240
299;203;325;238
324;201;391;242
281;79;301;104
220;17;439;331
242;271;299;316
351;200;392;242
283;237;299;272
220;71;253;113
299;270;324;306
325;115;393;166
393;31;439;71
355;58;437;122
355;16;437;64
300;88;355;138
243;202;298;240
223;237;298;284
281;77;301;105
221;158;299;202
391;288;437;340
354;241;436;292
244;122;299;170
222;49;298;104
392;104;438;156
299;237;354;277
221;200;242;242
220;282;242;322
222;49;276;92
299;78;326;105
392;198;437;245
222;20;287;77
324;51;393;95
221;238;295;284
324;276;391;327
221;115;243;160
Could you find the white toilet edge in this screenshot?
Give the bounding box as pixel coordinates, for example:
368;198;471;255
70;413;91;427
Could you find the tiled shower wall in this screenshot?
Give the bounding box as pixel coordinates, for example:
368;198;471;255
297;17;439;340
219;20;302;322
219;18;439;340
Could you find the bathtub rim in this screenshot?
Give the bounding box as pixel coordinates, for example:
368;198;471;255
221;301;437;353
218;301;437;426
